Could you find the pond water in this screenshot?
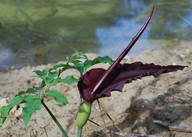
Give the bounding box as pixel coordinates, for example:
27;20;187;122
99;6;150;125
0;0;192;68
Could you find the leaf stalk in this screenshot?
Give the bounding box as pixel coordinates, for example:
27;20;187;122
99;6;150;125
41;99;68;137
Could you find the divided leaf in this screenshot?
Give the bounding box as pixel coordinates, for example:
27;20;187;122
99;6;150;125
46;75;79;88
0;52;118;128
70;52;88;60
44;63;69;72
22;98;41;126
23;95;39;102
0;96;24;117
83;60;92;73
83;56;114;73
59;75;79;85
92;56;114;65
64;55;70;61
44;90;68;104
46;71;59;83
34;80;46;91
46;78;60;88
18;88;39;95
0;96;24;126
34;70;47;80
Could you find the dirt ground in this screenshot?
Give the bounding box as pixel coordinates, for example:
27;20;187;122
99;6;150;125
0;41;192;137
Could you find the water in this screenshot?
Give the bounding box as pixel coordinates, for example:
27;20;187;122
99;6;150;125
0;0;191;68
95;17;159;57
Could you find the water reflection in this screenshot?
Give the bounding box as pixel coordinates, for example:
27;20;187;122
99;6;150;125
96;0;192;57
95;18;158;57
0;0;191;68
149;1;192;41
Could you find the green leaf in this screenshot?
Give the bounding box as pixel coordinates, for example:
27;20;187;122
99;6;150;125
18;88;39;95
34;70;47;80
78;52;88;60
70;52;88;60
46;75;79;88
24;95;39;102
82;56;114;74
9;96;24;107
44;90;68;104
83;60;92;73
46;72;59;83
42;67;50;73
0;96;24;117
50;100;58;105
46;78;60;88
34;80;46;90
43;63;70;74
58;65;74;76
70;52;81;58
17;90;25;95
71;60;82;65
74;64;84;75
0;96;24;127
0;117;6;127
113;117;118;124
52;63;67;70
187;61;191;65
43;64;65;73
59;75;79;85
26;88;39;94
92;56;114;65
64;55;70;61
22;98;41;126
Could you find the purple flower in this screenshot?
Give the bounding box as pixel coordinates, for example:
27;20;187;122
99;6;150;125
78;6;186;102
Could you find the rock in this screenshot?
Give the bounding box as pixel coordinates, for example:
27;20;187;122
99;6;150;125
0;98;9;108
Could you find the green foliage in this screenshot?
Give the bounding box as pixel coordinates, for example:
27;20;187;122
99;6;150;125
59;75;79;85
82;56;114;73
0;96;24;127
18;88;39;95
22;98;41;126
113;117;118;124
187;61;191;65
44;90;68;104
0;52;114;128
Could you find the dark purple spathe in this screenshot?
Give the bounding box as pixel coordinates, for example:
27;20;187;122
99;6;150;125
77;5;186;102
78;62;185;102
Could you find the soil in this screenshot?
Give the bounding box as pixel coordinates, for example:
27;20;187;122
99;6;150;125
0;41;192;137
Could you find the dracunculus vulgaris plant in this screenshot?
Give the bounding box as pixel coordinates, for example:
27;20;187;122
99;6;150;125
76;5;186;130
0;5;187;137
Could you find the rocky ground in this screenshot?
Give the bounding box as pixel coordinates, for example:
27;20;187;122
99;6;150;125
0;41;192;137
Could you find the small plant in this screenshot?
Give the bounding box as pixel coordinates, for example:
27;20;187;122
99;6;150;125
187;61;191;65
0;5;187;137
0;51;114;136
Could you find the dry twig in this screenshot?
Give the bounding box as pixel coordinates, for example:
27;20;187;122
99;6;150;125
153;120;192;133
88;119;161;137
97;99;126;136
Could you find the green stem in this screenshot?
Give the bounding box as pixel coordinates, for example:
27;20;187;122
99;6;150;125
41;99;68;137
77;71;84;137
77;127;82;137
77;97;83;137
